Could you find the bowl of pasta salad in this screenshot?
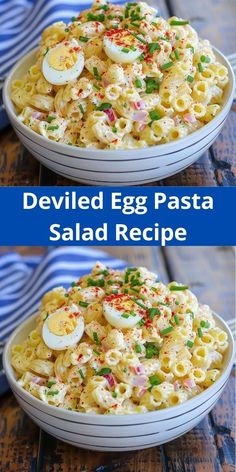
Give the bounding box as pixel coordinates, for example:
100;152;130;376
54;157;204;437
3;1;235;185
3;263;235;451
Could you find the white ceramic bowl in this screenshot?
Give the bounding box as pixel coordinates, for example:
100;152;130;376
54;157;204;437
3;312;235;451
3;47;235;186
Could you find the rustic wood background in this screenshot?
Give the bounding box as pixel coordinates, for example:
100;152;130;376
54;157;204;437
0;246;235;472
0;0;236;186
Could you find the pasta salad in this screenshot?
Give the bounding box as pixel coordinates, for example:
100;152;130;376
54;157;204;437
11;1;229;149
11;263;229;415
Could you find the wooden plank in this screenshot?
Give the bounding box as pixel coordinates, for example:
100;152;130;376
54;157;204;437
168;0;236;187
0;127;40;186
0;394;39;471
162;246;235;471
162;246;235;321
163;152;217;186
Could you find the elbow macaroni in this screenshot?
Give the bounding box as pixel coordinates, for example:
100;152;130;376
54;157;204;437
11;1;228;150
11;263;228;415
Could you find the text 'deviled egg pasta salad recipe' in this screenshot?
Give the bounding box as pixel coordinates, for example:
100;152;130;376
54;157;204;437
11;1;229;149
11;263;229;415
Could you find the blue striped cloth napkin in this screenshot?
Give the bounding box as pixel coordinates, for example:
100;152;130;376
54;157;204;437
0;0;124;128
0;247;126;395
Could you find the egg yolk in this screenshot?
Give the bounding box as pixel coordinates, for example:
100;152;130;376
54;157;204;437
48;45;78;71
105;29;140;48
47;311;77;335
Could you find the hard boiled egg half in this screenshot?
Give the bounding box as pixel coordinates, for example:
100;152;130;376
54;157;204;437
103;293;145;329
103;29;145;64
42;39;84;85
42;303;84;350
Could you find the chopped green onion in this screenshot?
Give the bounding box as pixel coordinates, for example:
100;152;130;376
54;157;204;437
96;103;112;111
174;49;180;60
43;313;49;321
198;327;203;338
187;75;194;83
47;125;59;131
161;61;174;71
135;78;142;88
121;313;130;318
112;127;117;133
148;42;160;54
135;343;142;353
149;110;161;121
170;19;189;26
160;326;174;336
169;285;189;291
46;380;56;388
201;55;210;63
145;342;159;359
87;12;105;21
64;28;70;32
71;16;78;22
47;390;59;396
93;349;100;356
123;367;127;373
131;298;147;310
187;340;194;348
122;47;130;53
79;301;89;308
93;67;102;80
99;4;109;10
79;36;89;42
93;332;101;345
138;318;145;327
71;281;77;287
79;369;85;379
87;277;105;287
79;104;84;114
149;308;160;320
200;320;206;327
47;115;56;123
174;314;180;325
112;392;117;398
149;374;161;386
130;31;147;44
198;63;204;73
97;368;112;376
112;289;118;294
205;321;210;328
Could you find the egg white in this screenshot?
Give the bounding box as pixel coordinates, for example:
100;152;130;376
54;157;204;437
103;295;142;329
42;304;84;350
42;39;84;85
103;33;143;64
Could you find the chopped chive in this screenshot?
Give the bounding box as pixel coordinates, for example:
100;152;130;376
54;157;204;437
79;104;84;114
87;12;105;21
79;36;89;42
47;390;59;396
93;349;100;356
200;320;206;327
121;313;130;318
160;326;174;336
198;327;203;338
79;301;89;308
79;369;85;379
170;19;189;26
131;297;147;310
99;4;109;10
148;42;160;54
145;342;159;359
138;318;145;327
135;78;142;88
130;31;147;44
161;61;174;71
123;367;127;373
93;332;101;345
87;277;105;287
71;16;78;22
169;285;189;291
96;103;112;111
205;321;210;328
46;380;56;388
93;67;102;80
135;343;142;353
112;392;117;398
112;127;117;133
187;75;194;83
149;308;160;320
122;47;130;53
201;55;210;63
47;115;56;123
43;47;49;56
174;48;180;60
43;313;49;321
97;367;112;376
97;269;109;276
112;289;118;294
47;125;59;131
149;110;161;121
93;84;100;91
71;281;77;287
65;28;70;32
187;340;194;348
198;62;204;73
149;374;161;386
174;314;180;325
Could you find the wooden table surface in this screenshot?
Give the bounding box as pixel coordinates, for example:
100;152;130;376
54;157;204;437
0;0;236;186
0;246;235;472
